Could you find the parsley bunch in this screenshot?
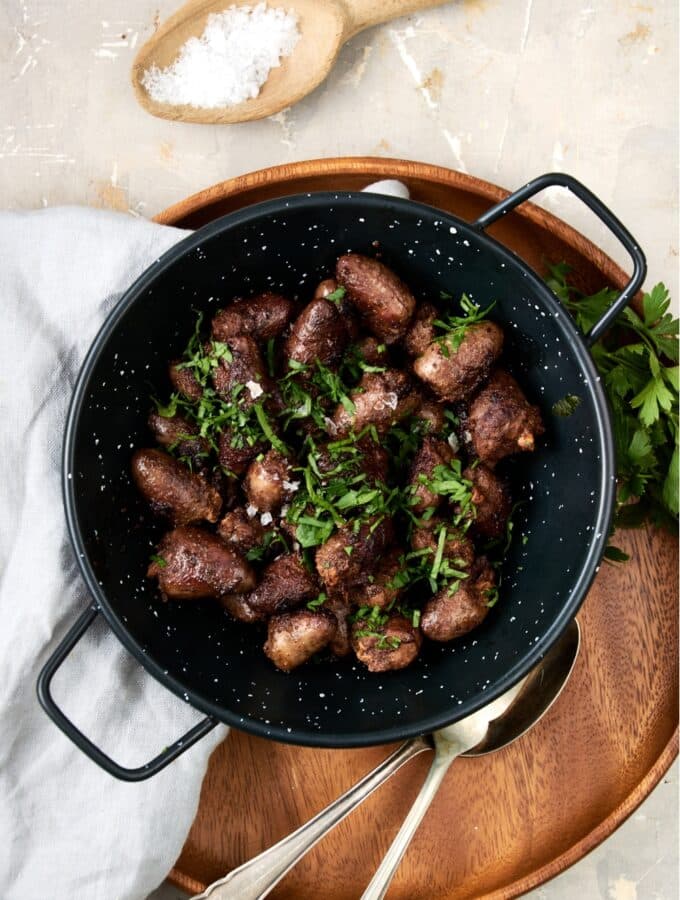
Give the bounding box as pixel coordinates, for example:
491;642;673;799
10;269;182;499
546;264;678;535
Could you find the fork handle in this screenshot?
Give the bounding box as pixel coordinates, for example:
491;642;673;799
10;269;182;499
360;745;463;900
195;737;430;900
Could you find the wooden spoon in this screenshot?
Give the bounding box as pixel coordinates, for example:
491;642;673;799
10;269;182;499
132;0;451;124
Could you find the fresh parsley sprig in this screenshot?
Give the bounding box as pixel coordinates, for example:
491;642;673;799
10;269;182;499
546;263;678;534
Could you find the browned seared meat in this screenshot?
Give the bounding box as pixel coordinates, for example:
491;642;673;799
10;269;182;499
220;592;261;623
169;360;203;402
264;609;337;672
414;398;446;435
211;292;295;342
217;507;267;554
413;321;504;402
244;449;296;513
336;254;415;344
421;558;496;641
218;429;265;476
465;464;512;539
354;548;405;609
410;520;475;569
333;370;420;436
467;369;545;466
403;303;437;357
212;335;271;403
285;298;348;369
408;436;454;514
148;526;256;600
247;553;319;618
313;438;388;487
352;614;422;672
353;336;389;368
131;448;222;525
326;596;352;657
148;412;210;467
314;279;340;299
315;517;393;598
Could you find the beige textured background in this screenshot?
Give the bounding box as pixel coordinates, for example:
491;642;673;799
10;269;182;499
1;0;677;897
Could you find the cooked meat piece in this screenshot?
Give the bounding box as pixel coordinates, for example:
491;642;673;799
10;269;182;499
333;370;420;436
212;335;271;403
421;558;496;641
211;292;295;342
169;360;203;402
326;596;352;657
352;614;422;672
403;303;437;357
413;321;504;402
264;608;337;672
220;592;261;624
147;412;210;467
284;298;348;369
353;336;389;368
354;548;405;609
336;254;415;344
148;526;256;600
414;398;446;435
217;507;267;554
313;437;388;487
315;517;393;598
410;520;475;569
247;553;319;617
467;369;545;466
408;436;454;514
209;467;239;512
244;449;296;513
218;428;265;476
464;464;512;539
358;438;389;484
131;448;222;525
314;278;340;299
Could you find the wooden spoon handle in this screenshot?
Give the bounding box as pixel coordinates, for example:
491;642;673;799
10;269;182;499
344;0;451;34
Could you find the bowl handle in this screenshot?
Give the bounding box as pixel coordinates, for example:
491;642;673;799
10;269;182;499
37;605;217;781
471;172;647;345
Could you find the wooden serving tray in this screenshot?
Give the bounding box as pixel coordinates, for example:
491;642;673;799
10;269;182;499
155;158;678;899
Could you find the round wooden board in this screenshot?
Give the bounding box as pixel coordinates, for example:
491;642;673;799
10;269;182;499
156;158;679;899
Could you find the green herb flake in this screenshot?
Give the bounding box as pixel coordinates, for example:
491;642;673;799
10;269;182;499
552;394;583;417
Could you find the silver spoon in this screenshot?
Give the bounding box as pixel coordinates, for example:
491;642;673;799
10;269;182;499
194;620;580;900
360;619;581;900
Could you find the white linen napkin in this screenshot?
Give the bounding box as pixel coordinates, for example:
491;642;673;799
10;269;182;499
0;207;229;900
0;180;409;900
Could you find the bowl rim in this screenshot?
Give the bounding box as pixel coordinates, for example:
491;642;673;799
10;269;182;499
62;191;615;747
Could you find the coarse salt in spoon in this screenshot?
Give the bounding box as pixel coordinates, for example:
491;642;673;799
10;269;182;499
132;0;452;125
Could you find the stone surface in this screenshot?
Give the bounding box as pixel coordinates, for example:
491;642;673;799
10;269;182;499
1;0;677;896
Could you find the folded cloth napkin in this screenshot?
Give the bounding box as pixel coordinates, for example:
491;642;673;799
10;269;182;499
0;180;410;900
0;206;229;900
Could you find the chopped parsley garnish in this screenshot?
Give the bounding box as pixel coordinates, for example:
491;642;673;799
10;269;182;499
307;592;328;610
149;554;167;568
552;394;582;417
325;286;346;304
433;294;496;357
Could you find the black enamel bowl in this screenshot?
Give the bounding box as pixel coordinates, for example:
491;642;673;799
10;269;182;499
38;174;645;780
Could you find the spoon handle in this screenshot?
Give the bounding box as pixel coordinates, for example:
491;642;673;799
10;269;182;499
194;737;430;900
359;744;463;900
345;0;451;34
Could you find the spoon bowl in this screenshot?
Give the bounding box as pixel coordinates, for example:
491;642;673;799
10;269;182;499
359;620;581;900
193;621;580;899
132;0;450;124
